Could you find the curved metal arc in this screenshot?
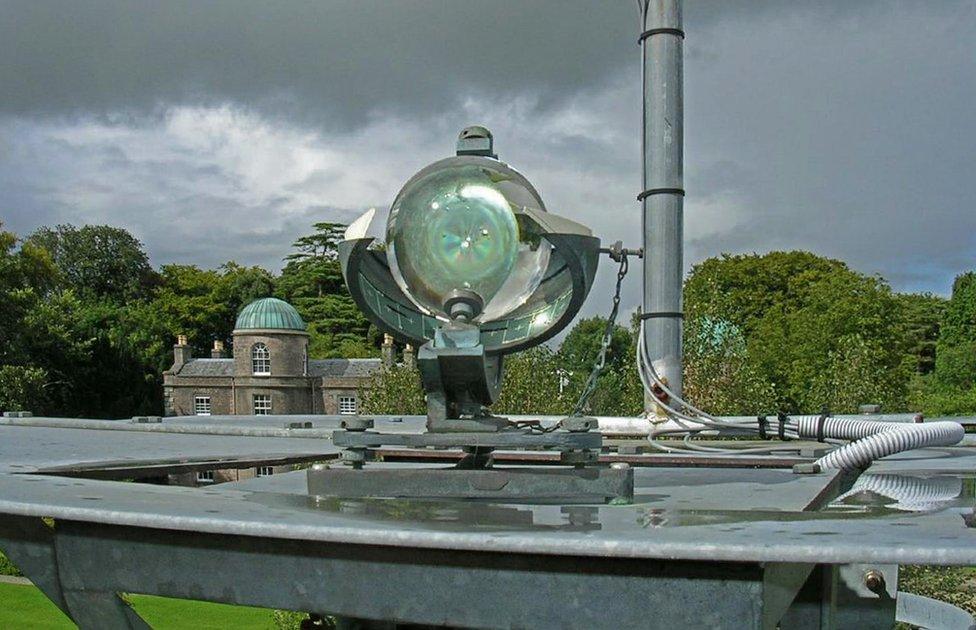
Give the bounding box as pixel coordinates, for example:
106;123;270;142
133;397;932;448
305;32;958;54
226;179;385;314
339;237;432;348
340;231;600;355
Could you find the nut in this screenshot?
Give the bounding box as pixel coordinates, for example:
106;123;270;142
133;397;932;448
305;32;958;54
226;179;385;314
863;570;886;594
559;416;597;433
340;417;374;431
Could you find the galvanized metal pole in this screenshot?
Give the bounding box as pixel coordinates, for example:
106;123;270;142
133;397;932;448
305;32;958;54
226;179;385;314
639;0;684;405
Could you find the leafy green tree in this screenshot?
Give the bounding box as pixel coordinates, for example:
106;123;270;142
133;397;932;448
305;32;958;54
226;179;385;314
278;223;377;358
685;251;913;414
896;292;947;375
149;262;275;360
496;346;571;415
555;317;643;415
277;222;346;299
684;251;850;337
358;363;426;415
360;346;574;417
0;365;49;413
558;317;632;377
26;224;158;301
683;316;777;415
935;272;976;389
0;224;57;362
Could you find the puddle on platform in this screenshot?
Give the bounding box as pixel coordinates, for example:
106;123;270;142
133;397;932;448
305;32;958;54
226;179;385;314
236;471;976;537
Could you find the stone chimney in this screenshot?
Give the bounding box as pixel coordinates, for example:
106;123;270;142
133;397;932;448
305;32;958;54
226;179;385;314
211;339;226;359
381;333;395;368
403;344;416;370
172;335;192;371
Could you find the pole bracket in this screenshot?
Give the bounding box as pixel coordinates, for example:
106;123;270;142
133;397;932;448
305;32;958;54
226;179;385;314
639;311;684;320
637;187;685;202
638;28;685;45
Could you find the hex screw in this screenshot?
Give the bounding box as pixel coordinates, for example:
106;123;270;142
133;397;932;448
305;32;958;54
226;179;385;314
792;462;821;475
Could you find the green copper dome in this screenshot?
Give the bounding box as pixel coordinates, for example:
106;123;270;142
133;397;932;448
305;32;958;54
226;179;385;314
234;298;306;331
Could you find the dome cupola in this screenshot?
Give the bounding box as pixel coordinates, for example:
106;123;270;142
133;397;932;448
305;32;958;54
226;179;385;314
234;297;306;332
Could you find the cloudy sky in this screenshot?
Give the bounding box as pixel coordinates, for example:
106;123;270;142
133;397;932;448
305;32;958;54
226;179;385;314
2;1;974;318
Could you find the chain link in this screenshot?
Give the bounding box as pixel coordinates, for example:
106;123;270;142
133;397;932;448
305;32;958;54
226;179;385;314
571;253;629;416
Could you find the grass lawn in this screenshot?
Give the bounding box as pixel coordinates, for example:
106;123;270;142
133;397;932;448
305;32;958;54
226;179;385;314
0;582;283;629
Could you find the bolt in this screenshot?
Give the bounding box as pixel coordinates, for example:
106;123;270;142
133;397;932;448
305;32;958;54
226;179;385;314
559;416;597;432
792;462;821;475
864;570;886;594
340;417;373;432
341;448;367;469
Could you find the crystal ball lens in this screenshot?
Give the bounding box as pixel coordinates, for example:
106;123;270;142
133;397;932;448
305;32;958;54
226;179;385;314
387;163;548;320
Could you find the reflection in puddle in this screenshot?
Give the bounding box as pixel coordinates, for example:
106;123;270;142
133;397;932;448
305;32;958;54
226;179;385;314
238;470;976;536
831;473;972;513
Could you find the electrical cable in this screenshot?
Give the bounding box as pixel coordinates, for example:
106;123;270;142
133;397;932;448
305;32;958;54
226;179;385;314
635;318;964;469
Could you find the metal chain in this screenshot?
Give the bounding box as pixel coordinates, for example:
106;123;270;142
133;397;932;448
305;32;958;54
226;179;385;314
571;253;630;417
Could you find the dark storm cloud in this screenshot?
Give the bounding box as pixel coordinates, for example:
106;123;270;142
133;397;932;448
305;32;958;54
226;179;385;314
1;1;916;125
0;1;636;125
0;0;974;305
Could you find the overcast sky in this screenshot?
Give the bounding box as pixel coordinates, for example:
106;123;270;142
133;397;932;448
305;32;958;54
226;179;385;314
2;1;974;318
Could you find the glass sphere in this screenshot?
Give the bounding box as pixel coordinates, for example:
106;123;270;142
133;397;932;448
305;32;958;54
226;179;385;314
386;161;550;322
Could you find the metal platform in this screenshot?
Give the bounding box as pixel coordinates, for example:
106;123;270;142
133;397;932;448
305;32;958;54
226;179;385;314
0;417;975;628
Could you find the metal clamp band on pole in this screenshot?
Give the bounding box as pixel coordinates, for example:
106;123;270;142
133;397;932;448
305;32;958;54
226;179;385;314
638;28;685;44
639;311;684;320
637;187;685;202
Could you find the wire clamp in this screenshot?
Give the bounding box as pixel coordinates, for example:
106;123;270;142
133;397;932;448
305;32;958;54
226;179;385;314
777;412;789;441
638;28;685;45
639;311;684;320
816;411;829;443
637;187;685;202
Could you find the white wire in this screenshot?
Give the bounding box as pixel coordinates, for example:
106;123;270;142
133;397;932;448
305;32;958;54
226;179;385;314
636;321;813;457
635;319;963;468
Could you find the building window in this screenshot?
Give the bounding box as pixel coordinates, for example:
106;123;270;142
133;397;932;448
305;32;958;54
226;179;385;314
251;343;271;375
338;395;357;415
194;396;211;416
257;466;274;477
196;470;214;484
253;394;272;415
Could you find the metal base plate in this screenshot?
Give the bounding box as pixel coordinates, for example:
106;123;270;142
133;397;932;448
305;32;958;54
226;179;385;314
331;429;601;450
306;466;634;503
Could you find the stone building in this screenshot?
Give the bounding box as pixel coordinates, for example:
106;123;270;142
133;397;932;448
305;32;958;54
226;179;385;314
163;297;386;417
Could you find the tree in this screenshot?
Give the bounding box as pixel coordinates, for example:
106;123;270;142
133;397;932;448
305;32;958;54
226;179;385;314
277;222;346;299
278;223;377;358
684;251;850;337
935;273;976;389
683;316;777;415
896;292;947;376
148;262;275;363
0;223;58;363
26;224;158;301
360;346;574;417
555;317;642;416
558;317;632;377
496;347;571;415
684;251;914;414
358;363;426;415
0;366;49;413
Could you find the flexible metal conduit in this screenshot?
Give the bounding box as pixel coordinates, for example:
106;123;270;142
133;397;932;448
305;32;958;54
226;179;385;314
839;473;963;512
794;417;964;471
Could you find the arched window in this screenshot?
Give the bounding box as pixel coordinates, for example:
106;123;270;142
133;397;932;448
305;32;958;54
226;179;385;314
251;343;271;375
